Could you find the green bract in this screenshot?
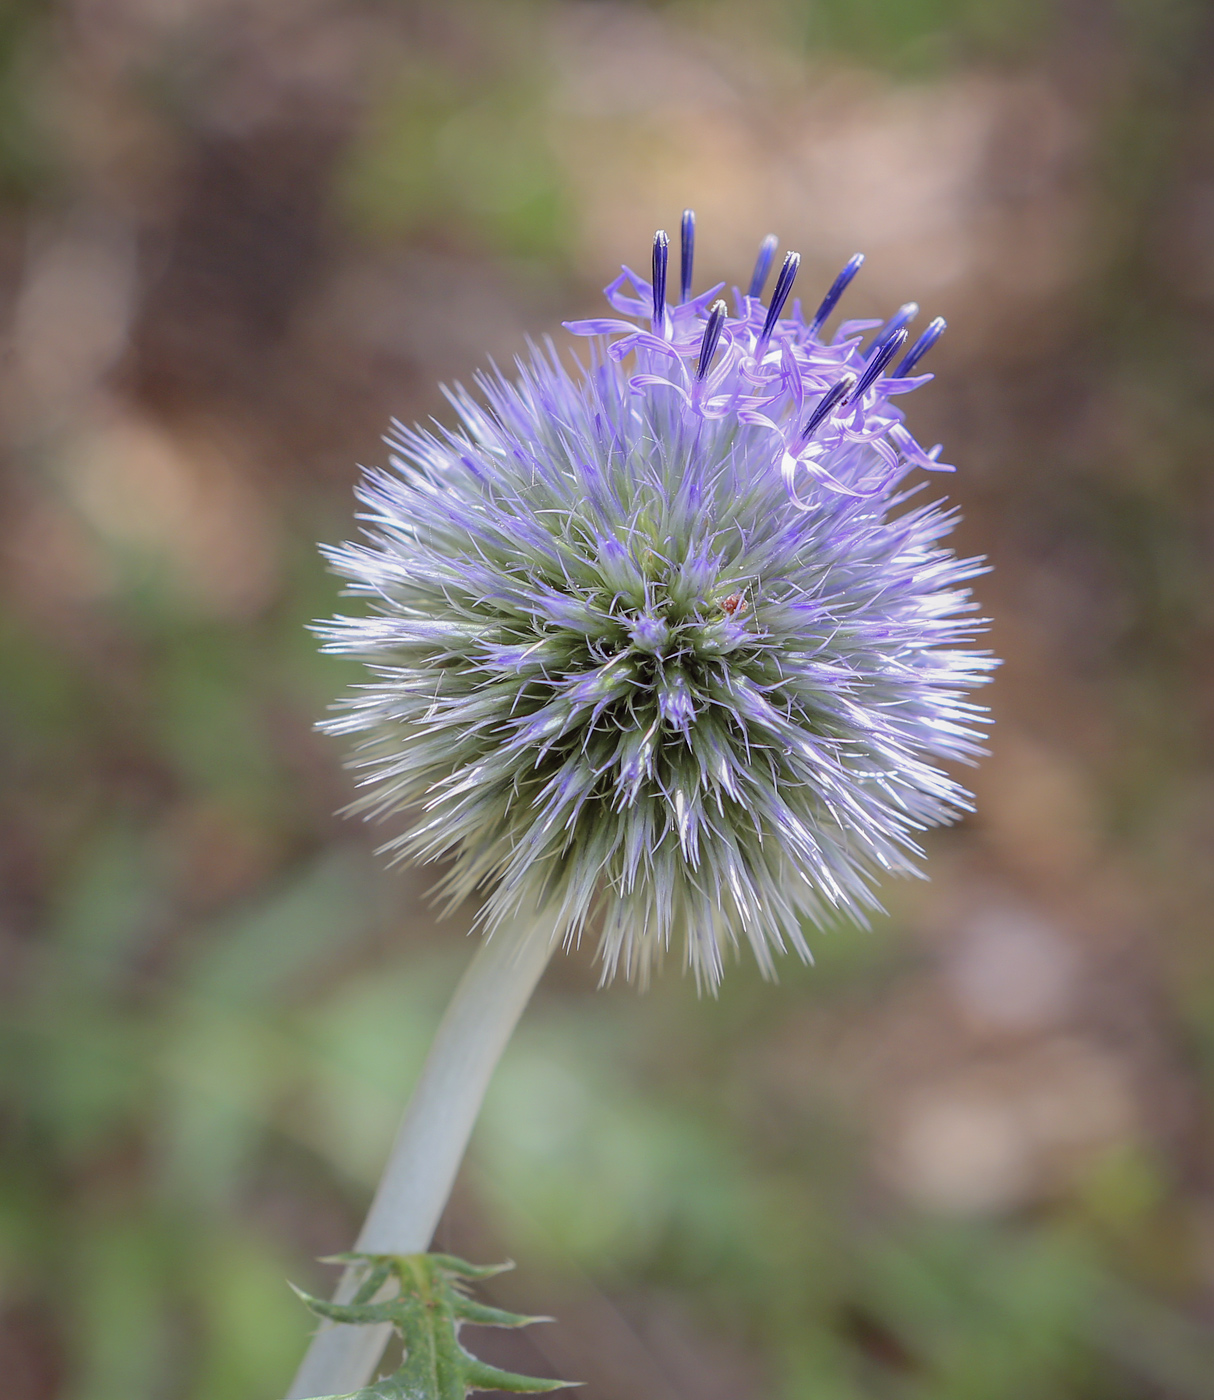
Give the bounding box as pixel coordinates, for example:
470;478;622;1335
293;1253;568;1400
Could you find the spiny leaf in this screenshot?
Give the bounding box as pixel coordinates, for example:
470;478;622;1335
293;1252;574;1400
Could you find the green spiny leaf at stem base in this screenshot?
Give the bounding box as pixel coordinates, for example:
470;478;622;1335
291;1252;576;1400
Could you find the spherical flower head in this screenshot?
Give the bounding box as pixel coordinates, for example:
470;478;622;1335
317;216;995;987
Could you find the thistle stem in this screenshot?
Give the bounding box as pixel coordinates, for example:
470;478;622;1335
286;913;559;1399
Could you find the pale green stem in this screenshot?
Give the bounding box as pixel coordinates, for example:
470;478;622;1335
286;912;559;1399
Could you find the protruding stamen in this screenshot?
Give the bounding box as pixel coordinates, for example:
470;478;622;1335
696;299;727;380
799;374;856;442
848;327;908;401
894;316;946;376
809;253;864;334
865;302;918;360
652;230;669;324
680;210;695;304
758;252;800;345
748;234;778;298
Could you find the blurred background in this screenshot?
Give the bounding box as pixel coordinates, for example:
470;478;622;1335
2;1;1214;1397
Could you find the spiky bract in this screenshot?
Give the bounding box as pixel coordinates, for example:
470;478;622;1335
318;223;994;986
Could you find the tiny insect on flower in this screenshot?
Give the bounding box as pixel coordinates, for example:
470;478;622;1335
316;213;996;987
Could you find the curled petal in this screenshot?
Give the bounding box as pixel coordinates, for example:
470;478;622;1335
565;317;642;338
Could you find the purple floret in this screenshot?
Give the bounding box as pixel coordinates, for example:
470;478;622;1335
317;219;996;987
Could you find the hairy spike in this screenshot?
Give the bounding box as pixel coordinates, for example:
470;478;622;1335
680;209;695;304
895;315;946;376
866;302;918;360
809;252;864;334
758;252;800;345
651;229;669;325
849;327;908;400
748;234;778;298
697;299;727;380
799;374;857;441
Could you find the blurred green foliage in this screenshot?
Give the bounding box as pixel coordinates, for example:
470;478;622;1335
0;0;50;202
342;69;570;259
477;983;1214;1399
786;0;1052;70
339;3;570;259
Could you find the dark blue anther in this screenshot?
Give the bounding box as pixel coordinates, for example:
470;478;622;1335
799;374;857;442
696;299;727;380
680;210;695;304
748;234;778;298
865;302;918;360
652;230;669;324
809;252;865;335
758;252;800;345
893;316;946;376
848;327;908;401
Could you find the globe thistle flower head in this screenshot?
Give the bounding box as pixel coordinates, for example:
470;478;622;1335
318;215;995;988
